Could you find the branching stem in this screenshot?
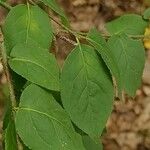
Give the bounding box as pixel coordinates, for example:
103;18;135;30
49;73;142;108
48;14;150;40
48;14;75;35
0;28;16;108
55;33;77;45
1;1;149;40
0;1;12;10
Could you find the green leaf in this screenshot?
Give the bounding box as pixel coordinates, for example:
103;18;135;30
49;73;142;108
2;85;11;130
3;4;53;101
0;0;7;2
82;136;103;150
106;14;148;35
9;43;60;91
3;95;18;150
4;120;18;150
39;0;70;27
87;28;121;92
3;100;18;150
107;33;145;96
3;4;53;55
16;84;85;150
143;8;150;19
3;101;11;130
61;44;114;141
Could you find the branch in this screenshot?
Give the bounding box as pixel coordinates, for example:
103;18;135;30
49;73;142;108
0;28;16;108
0;1;12;10
27;0;150;41
48;14;150;40
48;14;76;35
55;33;77;45
1;1;150;41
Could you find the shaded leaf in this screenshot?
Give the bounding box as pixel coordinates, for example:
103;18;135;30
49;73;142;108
9;43;60;91
74;124;87;136
143;8;150;19
82;135;103;150
2;85;18;150
107;33;145;96
16;84;85;150
3;100;11;130
2;84;11;130
23;145;31;150
87;28;121;92
39;0;69;27
61;44;114;141
4;120;18;150
106;14;148;35
3;4;53;55
51;91;62;106
0;0;7;2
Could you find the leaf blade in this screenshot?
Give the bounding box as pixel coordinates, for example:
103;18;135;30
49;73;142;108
107;33;145;96
61;44;114;141
9;43;60;91
82;135;103;150
4;120;18;150
39;0;69;27
3;4;53;54
16;84;85;150
87;28;121;93
143;8;150;19
106;14;148;35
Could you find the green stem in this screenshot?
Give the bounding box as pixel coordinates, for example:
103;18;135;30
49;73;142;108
28;0;36;5
0;1;12;10
75;36;80;45
0;0;150;41
55;33;77;45
0;29;16;108
50;17;150;40
48;14;75;35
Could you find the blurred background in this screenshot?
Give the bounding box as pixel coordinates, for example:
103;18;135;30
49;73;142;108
0;0;150;150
